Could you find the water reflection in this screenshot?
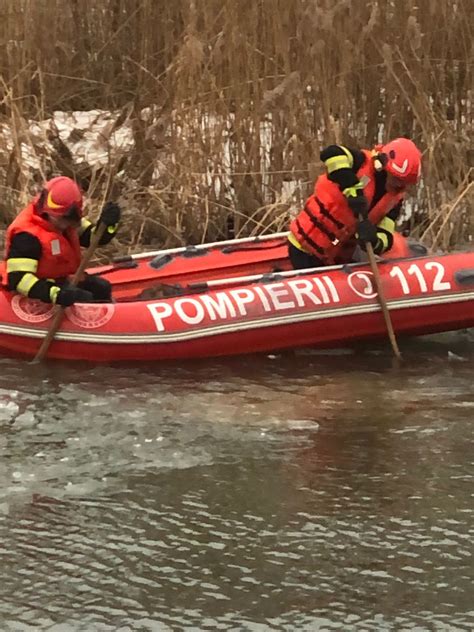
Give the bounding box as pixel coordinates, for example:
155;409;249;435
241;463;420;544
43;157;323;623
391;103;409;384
0;333;473;630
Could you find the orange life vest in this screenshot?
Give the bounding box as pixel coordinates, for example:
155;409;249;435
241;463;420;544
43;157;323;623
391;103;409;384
2;203;82;281
290;150;404;264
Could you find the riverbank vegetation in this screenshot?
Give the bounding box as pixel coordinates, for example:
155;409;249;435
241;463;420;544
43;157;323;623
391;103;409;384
0;0;472;255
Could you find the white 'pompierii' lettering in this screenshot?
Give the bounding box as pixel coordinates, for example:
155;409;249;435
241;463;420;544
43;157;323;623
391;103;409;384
312;277;330;304
253;285;272;312
286;279;322;307
321;275;340;302
264;282;296;310
174;298;205;325
148;271;344;333
200;293;237;320
228;288;256;316
147;302;173;331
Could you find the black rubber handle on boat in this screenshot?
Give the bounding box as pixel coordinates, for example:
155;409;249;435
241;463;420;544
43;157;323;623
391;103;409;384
112;254;134;263
32;223;107;363
96;260;139;275
455;269;474;286
187;282;209;292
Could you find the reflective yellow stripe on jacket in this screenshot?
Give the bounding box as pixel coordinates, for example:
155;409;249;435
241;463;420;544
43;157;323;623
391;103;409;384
16;273;39;296
376;216;396;252
324;146;354;174
288;231;308;252
6;257;38;274
6;257;40;296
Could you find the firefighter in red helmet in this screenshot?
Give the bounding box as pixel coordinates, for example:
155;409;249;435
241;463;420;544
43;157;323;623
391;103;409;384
2;176;121;305
288;138;422;269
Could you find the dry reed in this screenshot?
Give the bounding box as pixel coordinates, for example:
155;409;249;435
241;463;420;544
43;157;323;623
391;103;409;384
0;0;472;255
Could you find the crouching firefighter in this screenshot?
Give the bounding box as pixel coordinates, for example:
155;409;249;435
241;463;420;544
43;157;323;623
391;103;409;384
2;176;121;306
288;138;422;269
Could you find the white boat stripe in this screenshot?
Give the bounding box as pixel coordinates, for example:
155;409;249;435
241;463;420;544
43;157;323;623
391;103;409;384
0;291;472;345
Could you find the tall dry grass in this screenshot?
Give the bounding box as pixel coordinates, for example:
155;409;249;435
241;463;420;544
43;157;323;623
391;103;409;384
0;0;472;253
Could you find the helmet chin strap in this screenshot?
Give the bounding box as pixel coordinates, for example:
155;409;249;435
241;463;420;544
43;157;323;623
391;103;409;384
34;189;48;213
40;212;54;224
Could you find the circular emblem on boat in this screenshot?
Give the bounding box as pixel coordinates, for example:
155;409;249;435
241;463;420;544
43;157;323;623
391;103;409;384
11;295;55;322
67;303;115;329
347;271;377;299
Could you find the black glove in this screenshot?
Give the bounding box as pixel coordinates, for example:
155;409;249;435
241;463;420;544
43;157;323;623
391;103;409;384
357;219;379;248
99;202;121;227
347;194;369;218
56;286;94;307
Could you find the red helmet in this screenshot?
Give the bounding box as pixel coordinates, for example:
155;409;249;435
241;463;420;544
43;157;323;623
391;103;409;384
37;176;83;221
377;138;422;185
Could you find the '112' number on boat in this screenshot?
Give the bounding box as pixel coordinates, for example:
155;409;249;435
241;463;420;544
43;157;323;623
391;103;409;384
389;262;452;294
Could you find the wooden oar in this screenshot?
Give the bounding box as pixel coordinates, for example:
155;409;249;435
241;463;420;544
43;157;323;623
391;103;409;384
32;222;107;363
364;239;402;360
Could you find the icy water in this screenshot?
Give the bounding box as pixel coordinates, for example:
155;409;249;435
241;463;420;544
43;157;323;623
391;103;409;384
0;334;473;632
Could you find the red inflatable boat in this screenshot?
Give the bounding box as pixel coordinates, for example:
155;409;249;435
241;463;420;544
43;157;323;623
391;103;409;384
0;232;472;361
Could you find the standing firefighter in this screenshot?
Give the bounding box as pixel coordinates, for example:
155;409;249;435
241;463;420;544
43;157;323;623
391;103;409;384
2;176;121;305
288;138;422;269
